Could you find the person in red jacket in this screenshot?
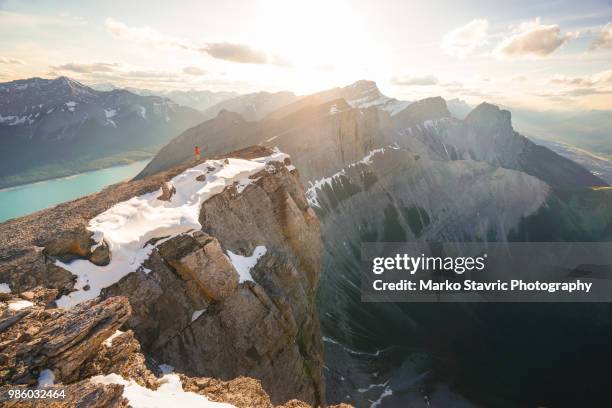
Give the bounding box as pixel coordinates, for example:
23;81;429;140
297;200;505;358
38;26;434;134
194;145;201;161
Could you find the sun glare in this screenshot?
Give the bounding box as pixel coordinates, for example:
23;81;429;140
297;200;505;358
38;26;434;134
252;0;390;92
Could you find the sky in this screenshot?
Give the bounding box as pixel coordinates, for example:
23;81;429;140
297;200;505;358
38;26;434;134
0;0;611;110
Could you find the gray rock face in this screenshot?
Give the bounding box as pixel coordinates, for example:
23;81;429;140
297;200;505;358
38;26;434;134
393;103;605;189
0;288;347;408
106;158;324;405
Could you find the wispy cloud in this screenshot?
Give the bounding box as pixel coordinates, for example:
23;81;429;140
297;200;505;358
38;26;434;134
0;56;24;64
496;18;574;58
589;23;612;51
549;69;612;87
51;62;119;73
391;75;438;86
0;10;86;27
105;18;191;51
182;66;207;76
200;42;268;64
104;17;287;66
542;69;612;98
441;19;489;57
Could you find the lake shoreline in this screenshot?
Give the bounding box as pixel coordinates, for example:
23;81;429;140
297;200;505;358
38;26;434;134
0;157;154;192
0;159;151;223
0;152;158;190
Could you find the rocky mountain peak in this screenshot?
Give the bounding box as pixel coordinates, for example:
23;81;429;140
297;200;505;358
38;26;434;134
347;79;379;92
214;109;248;125
392;96;450;124
465;102;512;131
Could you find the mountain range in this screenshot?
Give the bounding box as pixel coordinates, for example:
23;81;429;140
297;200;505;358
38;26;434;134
135;79;611;406
2;76;612;406
0;77;204;188
90;83;239;112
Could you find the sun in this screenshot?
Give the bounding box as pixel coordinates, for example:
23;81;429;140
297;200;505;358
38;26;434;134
250;0;390;91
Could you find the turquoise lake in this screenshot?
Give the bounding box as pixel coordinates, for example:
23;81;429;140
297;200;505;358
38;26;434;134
0;160;150;223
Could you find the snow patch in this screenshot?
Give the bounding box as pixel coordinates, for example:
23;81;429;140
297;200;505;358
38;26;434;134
8;300;34;311
37;370;55;388
0;283;11;293
103;330;124;347
370;386;393;408
104;109;117;118
191;309;206;322
305;146;389;207
91;373;236;408
65;101;77;112
158;364;174;374
55;149;289;308
227;246;267;283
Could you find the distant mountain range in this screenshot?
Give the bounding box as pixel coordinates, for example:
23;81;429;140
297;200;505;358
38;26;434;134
90;83;239;112
139;80;603;190
0;77;204;188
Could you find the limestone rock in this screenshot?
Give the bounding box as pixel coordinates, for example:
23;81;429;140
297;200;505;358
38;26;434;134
0;381;129;408
0;296;130;385
89;241;111;266
157;182;176;201
159;234;239;301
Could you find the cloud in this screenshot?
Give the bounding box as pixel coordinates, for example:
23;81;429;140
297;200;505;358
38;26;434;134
589;22;612;50
538;88;611;98
441;19;489;57
0;10;86;27
182;66;207;76
543;69;612;98
496;18;573;58
391;75;439;86
51;62;119;73
0;56;24;64
105;17;287;66
81;69;181;86
549;69;612;87
105;18;191;51
201;42;268;64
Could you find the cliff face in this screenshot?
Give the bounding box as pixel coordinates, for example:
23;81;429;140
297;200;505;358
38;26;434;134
0;290;347;408
0;146;327;407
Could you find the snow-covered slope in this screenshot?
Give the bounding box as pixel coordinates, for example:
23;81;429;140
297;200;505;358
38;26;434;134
56;148;288;308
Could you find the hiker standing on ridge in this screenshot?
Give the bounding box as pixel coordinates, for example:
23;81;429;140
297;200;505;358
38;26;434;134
194;145;201;161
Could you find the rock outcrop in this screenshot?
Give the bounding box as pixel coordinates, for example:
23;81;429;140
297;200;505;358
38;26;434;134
0;291;349;408
0;146;331;407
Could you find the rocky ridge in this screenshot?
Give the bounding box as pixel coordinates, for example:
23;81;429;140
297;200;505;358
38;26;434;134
0;289;349;408
0;146;341;407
